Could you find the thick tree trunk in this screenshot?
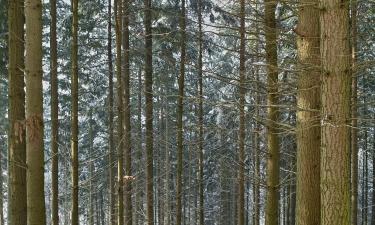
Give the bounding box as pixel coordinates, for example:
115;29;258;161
320;0;351;222
50;0;59;223
115;0;124;223
7;0;26;224
264;0;280;224
237;0;246;224
25;0;46;224
70;0;79;223
176;0;186;224
122;0;133;224
144;0;154;222
295;0;321;223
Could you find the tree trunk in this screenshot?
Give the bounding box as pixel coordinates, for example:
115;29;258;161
197;0;204;223
7;0;27;223
371;126;375;224
70;0;79;223
50;0;59;223
295;0;321;223
89;110;94;225
0;142;3;225
123;0;133;224
320;0;351;222
237;0;246;224
107;0;115;222
264;0;280;223
144;0;154;222
176;0;186;223
164;100;171;225
350;0;358;223
25;0;46;224
115;0;124;223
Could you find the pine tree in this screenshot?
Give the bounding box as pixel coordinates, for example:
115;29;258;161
25;0;46;224
320;0;351;222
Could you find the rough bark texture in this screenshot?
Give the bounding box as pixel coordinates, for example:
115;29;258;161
50;0;59;223
25;0;46;224
176;0;186;223
123;0;133;224
144;0;154;223
115;0;124;224
264;0;280;224
71;0;79;223
295;0;321;223
8;0;27;224
237;0;246;224
320;0;351;222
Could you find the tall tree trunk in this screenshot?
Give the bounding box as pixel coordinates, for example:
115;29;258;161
350;0;358;223
264;0;280;223
25;0;46;224
197;0;204;224
144;0;154;222
164;100;171;225
320;0;351;222
0;142;3;225
295;0;321;223
115;0;124;223
135;67;143;225
71;0;79;223
362;130;368;225
107;0;115;222
371;126;375;225
7;0;27;224
123;0;133;224
50;0;59;223
89;110;94;225
237;0;246;224
176;0;186;223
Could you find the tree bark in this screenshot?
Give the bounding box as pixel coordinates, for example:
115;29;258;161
237;0;246;224
176;0;186;223
25;0;46;224
144;0;154;222
115;0;124;223
350;0;358;222
122;0;133;224
197;0;204;224
295;0;321;223
107;0;115;222
50;0;59;223
89;110;94;225
7;0;27;223
320;0;351;222
264;0;280;224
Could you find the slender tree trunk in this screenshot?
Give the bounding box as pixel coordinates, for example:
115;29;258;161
122;0;133;224
89;110;94;225
295;0;321;223
164;100;171;225
320;0;351;222
135;67;143;225
70;0;79;223
0;142;3;225
50;0;59;223
107;0;115;222
197;0;204;224
237;0;246;224
362;131;368;225
144;0;154;222
7;0;27;223
25;0;46;224
176;0;186;223
371;127;375;224
264;0;280;223
350;0;358;223
115;0;124;223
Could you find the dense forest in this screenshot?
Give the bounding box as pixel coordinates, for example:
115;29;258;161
0;0;374;224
